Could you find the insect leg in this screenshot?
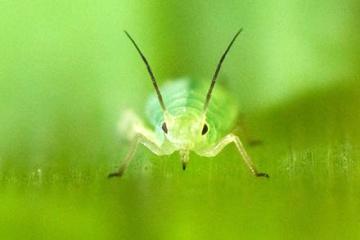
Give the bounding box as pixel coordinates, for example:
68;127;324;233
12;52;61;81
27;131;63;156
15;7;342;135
108;132;165;178
108;110;167;178
200;133;269;178
108;135;140;178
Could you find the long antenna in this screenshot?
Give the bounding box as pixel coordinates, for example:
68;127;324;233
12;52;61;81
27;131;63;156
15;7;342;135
203;29;243;112
124;31;167;111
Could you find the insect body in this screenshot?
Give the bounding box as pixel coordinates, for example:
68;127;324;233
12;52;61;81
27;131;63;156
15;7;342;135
108;30;269;178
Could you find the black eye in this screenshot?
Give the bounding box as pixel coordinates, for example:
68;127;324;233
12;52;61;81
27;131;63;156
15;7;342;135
161;122;168;133
201;124;209;135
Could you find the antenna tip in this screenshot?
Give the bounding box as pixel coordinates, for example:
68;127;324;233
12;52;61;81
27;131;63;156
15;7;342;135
236;28;244;36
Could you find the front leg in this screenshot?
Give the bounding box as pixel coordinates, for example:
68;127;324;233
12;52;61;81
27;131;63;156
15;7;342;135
198;133;269;178
108;132;166;178
108;110;170;178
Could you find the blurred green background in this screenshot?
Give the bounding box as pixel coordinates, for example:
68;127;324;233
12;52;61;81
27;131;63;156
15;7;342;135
1;0;360;239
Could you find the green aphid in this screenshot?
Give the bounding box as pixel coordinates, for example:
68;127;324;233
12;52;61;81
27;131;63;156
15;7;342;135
109;29;269;178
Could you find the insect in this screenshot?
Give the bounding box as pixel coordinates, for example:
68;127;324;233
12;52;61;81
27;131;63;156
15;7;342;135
108;29;269;178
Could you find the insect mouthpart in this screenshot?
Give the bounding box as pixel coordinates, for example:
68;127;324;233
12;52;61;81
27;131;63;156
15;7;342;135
179;150;190;170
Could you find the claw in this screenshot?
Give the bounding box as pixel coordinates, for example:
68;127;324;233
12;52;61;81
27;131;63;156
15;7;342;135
108;171;124;179
255;172;270;178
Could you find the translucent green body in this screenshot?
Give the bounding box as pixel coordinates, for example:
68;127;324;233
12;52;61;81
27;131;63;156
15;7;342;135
108;30;269;178
145;78;238;153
